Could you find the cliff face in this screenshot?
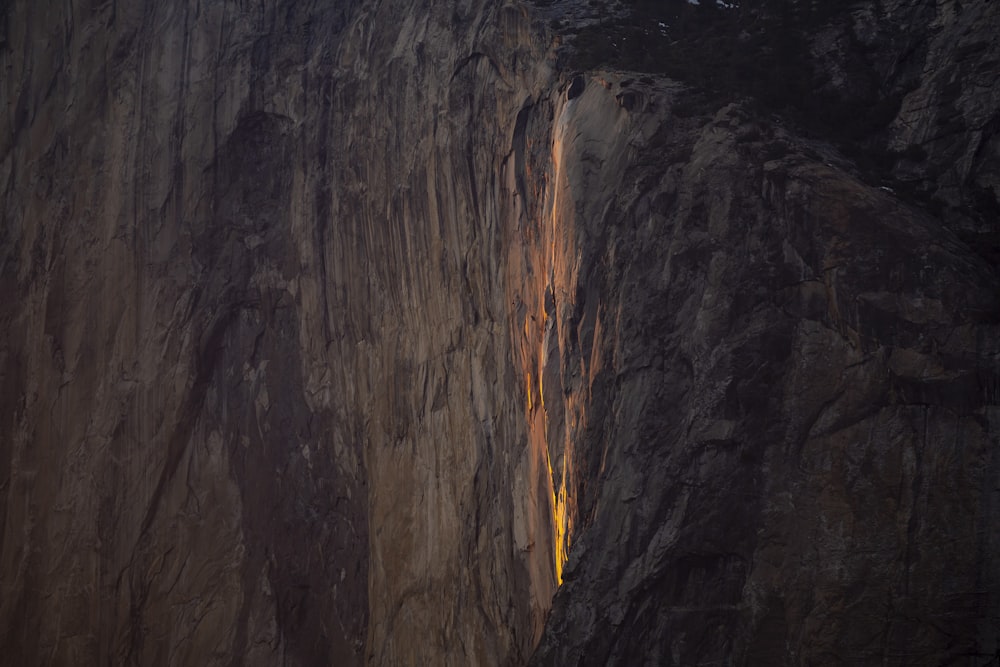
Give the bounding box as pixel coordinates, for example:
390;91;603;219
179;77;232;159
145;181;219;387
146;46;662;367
1;1;998;666
0;2;552;664
528;83;1000;665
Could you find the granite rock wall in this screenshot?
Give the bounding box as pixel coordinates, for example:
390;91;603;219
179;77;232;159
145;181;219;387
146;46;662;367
1;1;998;665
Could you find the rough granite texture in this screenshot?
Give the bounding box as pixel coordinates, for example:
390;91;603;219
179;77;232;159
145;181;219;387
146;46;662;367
0;1;998;666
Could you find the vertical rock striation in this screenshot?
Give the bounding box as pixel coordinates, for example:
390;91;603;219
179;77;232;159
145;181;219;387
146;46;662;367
1;0;998;666
1;2;370;664
0;1;556;664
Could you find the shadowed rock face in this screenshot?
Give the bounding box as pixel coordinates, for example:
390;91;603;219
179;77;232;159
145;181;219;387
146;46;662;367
526;84;1000;665
0;1;997;666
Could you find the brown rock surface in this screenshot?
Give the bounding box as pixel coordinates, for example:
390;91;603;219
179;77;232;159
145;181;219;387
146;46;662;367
1;1;573;664
1;1;998;666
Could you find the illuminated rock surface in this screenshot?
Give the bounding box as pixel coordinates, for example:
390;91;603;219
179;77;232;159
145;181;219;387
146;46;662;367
0;1;997;665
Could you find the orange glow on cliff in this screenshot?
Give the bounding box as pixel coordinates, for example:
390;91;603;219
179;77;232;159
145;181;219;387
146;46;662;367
548;448;571;585
513;101;576;593
527;372;533;412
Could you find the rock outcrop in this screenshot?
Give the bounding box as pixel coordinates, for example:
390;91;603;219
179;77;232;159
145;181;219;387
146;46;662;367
527;79;1000;666
1;1;997;666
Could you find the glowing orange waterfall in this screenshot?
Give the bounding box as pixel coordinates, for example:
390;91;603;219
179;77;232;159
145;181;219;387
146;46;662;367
547;447;572;585
510;94;578;601
541;105;574;587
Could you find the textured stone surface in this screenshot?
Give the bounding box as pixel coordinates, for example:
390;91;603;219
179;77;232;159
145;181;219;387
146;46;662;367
1;1;998;666
1;2;553;664
527;81;1000;665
